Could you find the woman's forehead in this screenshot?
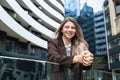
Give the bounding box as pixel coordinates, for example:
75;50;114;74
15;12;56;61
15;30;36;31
64;21;75;25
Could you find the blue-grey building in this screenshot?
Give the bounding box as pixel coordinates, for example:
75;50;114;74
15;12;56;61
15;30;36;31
64;0;80;18
77;3;96;55
94;11;107;56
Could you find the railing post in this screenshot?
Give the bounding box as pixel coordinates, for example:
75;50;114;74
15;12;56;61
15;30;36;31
112;70;116;80
83;70;87;80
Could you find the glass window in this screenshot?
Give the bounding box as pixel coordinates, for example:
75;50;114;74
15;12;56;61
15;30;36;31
109;37;120;49
107;28;112;36
40;49;47;60
5;40;17;53
30;47;35;56
18;44;27;54
119;53;120;61
115;1;120;16
110;56;113;63
115;5;120;16
110;53;119;63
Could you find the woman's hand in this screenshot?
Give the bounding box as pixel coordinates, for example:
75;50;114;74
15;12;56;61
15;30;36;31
73;54;83;64
82;51;94;66
72;50;94;66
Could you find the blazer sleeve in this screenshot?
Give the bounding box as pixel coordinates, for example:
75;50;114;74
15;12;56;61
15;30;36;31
82;65;92;70
47;38;74;68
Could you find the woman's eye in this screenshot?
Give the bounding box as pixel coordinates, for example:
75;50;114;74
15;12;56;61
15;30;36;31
71;26;76;29
65;26;69;28
64;26;76;30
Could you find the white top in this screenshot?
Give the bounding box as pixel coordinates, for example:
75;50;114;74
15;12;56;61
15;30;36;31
62;37;71;56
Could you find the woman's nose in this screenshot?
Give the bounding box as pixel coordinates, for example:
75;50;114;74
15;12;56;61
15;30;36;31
68;28;72;31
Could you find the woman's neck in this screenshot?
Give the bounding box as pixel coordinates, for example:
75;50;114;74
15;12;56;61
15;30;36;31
62;36;71;47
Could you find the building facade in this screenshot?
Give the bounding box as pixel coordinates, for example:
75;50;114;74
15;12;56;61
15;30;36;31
77;3;96;55
0;0;64;59
64;0;80;18
94;11;107;56
92;10;108;72
103;0;120;78
0;0;64;80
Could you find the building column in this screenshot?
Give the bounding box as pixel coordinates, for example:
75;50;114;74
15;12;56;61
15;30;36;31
112;70;116;80
27;41;31;55
109;0;116;35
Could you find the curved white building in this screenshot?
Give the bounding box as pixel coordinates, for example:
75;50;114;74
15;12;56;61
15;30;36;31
0;0;64;59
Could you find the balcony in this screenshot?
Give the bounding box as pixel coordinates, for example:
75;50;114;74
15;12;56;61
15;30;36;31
115;15;120;35
110;61;120;69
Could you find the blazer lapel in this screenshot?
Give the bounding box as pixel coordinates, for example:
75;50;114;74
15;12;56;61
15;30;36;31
57;38;66;55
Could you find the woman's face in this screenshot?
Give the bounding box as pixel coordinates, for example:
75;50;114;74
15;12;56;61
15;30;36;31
61;21;76;40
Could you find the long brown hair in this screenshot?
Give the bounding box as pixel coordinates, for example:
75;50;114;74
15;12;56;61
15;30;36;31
55;17;88;54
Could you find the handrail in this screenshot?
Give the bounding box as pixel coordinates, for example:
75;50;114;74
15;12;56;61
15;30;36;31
1;55;120;80
0;56;59;65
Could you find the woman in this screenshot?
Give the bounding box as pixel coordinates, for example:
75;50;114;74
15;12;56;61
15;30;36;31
47;17;94;80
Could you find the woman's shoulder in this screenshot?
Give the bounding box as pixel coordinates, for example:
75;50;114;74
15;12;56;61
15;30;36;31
48;38;60;45
48;38;58;42
80;42;86;46
48;37;63;46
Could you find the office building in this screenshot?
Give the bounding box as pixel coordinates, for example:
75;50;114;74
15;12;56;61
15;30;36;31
0;0;64;80
103;0;120;77
0;0;64;59
94;11;107;56
77;3;96;55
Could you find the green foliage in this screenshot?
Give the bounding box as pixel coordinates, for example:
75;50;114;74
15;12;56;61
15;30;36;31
93;57;107;64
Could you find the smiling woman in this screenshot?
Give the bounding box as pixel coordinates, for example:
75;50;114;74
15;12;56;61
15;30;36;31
47;17;94;80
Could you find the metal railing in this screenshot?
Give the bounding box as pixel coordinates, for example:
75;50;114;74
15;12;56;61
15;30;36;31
0;56;58;80
0;56;120;80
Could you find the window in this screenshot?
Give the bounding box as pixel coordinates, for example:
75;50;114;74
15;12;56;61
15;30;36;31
119;53;120;61
110;53;119;63
30;47;35;56
109;37;120;49
5;40;16;53
115;0;120;16
40;49;47;60
115;5;120;16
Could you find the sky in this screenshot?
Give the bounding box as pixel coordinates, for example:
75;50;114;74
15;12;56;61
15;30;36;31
86;0;105;12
